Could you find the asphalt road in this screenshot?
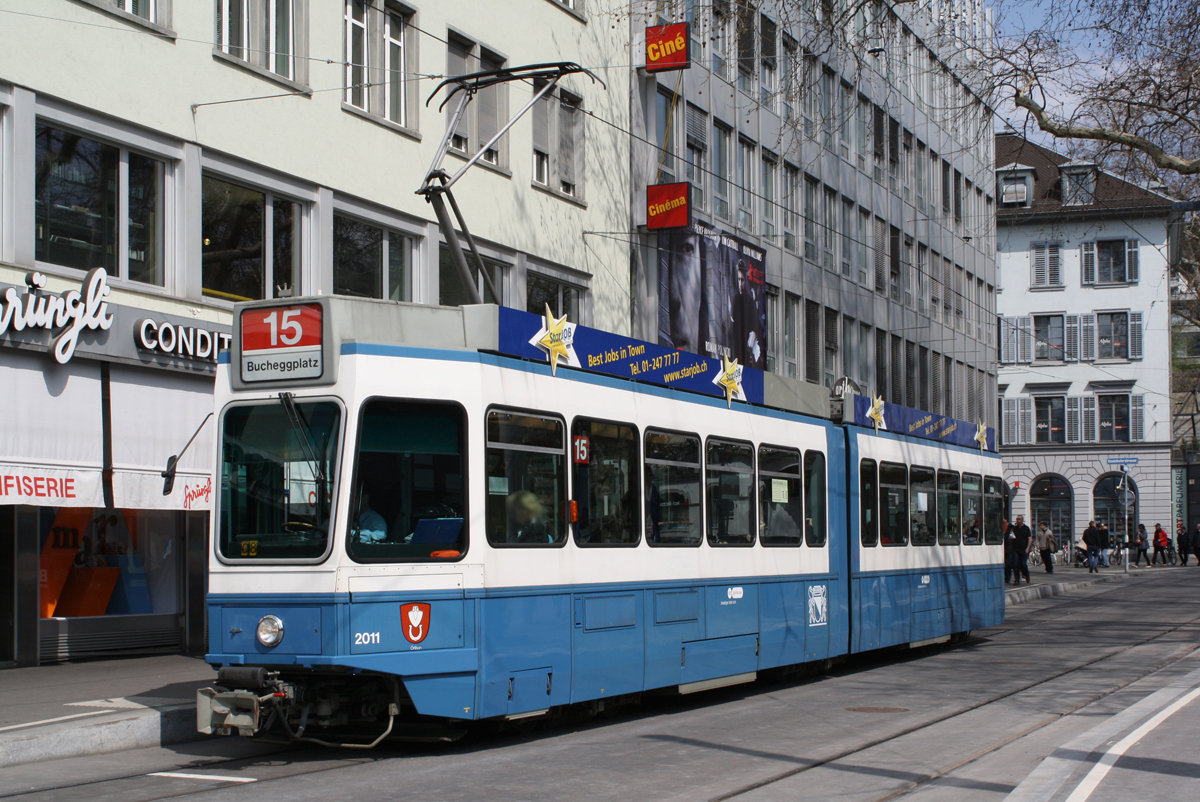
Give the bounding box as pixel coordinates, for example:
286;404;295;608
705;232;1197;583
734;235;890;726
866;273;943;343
3;567;1198;802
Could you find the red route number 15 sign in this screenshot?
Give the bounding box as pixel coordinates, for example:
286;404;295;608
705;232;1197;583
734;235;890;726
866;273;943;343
240;303;324;382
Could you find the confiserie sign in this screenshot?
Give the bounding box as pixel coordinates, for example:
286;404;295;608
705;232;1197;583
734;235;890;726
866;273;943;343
647;182;691;230
646;23;689;72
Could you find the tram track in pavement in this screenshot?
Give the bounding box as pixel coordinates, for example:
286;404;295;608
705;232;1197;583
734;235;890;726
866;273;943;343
710;570;1200;802
3;571;1194;802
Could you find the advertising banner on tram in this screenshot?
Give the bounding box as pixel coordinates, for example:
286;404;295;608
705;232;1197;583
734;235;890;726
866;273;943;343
656;220;768;370
852;395;997;452
497;306;765;406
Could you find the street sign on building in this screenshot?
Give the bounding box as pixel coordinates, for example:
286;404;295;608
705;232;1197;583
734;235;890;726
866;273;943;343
1106;456;1139;466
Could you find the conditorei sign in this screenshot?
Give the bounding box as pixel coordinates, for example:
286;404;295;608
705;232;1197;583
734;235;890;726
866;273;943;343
497;305;764;406
645;23;689;72
647;182;691;230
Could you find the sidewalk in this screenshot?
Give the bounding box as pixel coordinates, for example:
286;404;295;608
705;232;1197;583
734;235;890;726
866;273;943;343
0;653;216;768
1004;560;1162;605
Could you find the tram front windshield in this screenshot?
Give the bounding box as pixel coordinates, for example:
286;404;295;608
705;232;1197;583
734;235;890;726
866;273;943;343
220;400;341;560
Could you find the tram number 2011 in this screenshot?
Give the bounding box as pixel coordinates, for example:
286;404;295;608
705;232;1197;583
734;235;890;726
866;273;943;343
354;632;381;645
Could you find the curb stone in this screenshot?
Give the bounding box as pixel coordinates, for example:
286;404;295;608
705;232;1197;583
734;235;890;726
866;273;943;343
0;704;200;768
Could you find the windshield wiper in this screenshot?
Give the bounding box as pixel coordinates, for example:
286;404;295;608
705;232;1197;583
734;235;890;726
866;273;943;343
279;392;328;488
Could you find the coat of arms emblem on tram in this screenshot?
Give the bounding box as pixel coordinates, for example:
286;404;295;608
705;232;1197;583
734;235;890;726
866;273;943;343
807;585;828;627
401;603;431;644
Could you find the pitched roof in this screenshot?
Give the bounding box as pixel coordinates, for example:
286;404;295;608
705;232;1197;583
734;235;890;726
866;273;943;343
994;133;1174;219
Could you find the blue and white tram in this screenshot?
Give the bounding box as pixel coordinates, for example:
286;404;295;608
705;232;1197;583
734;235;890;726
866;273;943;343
197;297;1003;740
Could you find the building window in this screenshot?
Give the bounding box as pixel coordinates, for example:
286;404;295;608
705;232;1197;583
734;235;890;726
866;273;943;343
839;82;853;159
841;200;854;277
782;164;799;252
759;15;777;109
533;85;584;198
654;89;677;183
1000;175;1028;207
685;104;706;211
783;293;799;379
712;122;731;220
712;3;731;80
446;38;507;166
760;153;776;238
1031;243;1062;288
439;246;502;306
527;272;581;319
780;35;797;121
383;4;408;126
823;308;837;388
736;0;755;95
1035;396;1065;443
111;0;156;22
803;177;817;261
218;1;297;80
857;208;870;285
1034;315;1064;361
35;124;166;286
1097;312;1129;359
1063;168;1096;205
202;175;301;302
737;138;754;230
822;187;836;271
1098;394;1130;441
332;215;410;301
1084;239;1140;284
343;1;368;108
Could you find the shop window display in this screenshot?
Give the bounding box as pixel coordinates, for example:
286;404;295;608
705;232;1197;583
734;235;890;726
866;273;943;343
38;507;180;619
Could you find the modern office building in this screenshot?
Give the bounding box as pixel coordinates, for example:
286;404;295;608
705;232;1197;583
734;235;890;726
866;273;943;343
994;132;1180;543
0;0;629;666
630;0;998;430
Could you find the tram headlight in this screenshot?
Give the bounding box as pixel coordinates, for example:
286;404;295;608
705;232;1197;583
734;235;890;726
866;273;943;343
256;615;285;648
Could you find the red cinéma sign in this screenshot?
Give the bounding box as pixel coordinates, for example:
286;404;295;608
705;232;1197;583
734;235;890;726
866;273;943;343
240;304;323;382
647;182;691;230
645;23;689;73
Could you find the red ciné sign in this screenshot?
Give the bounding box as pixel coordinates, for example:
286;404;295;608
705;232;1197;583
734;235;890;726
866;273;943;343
647;182;691;230
645;23;689;73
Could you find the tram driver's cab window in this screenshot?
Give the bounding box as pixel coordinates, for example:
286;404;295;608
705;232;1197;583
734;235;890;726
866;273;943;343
645;430;703;546
486;410;567;545
572;419;640;546
346;400;467;561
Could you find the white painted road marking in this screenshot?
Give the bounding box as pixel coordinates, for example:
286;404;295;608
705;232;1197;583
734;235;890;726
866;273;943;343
148;772;258;784
1064;686;1200;802
0;711;108;732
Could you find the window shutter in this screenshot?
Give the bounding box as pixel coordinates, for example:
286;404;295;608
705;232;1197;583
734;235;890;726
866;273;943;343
1126;240;1140;282
1000;317;1016;363
1032;245;1047;287
447;42;471;139
1082;395;1098;442
477;83;500;149
1129;311;1143;359
931;354;942;413
1047;244;1061;286
1066;396;1081;443
686;104;707;147
559;101;576;185
531;87;550;154
1131;394;1145;441
1017;397;1034;444
1065;314;1080;361
805;300;821;384
1081;242;1096;285
760;15;777;65
1017;316;1033;363
1002;397;1017;446
874;217;887;292
737;0;755;73
1081;313;1097;361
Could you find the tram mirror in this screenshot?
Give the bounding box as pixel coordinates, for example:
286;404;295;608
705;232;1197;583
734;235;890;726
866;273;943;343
161;455;179;496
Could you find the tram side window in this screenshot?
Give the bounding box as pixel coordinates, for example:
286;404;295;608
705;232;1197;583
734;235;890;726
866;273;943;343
346;400;467;562
804;450;827;547
880;462;909;546
759;446;802;546
860;459;878;547
572;419;640;546
910;467;936;546
645;430;703;546
937;470;961;546
707;440;756;546
486;410;567;546
962;473;983;545
984;476;1005;545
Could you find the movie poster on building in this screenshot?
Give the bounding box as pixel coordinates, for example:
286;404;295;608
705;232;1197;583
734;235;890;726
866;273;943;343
657;220;767;369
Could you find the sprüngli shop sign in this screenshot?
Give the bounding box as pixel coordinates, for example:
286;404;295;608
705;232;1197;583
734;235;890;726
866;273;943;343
0;269;231;373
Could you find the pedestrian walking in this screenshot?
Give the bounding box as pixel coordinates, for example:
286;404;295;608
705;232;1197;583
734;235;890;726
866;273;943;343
1180;525;1195;567
1098;523;1111;567
1003;517;1016;584
1036;522;1055;574
1132;524;1151;566
1012;515;1033;585
1083;521;1101;573
1155;525;1173;565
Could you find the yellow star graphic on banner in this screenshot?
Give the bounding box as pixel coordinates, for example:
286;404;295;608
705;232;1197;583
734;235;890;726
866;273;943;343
867;395;886;431
716;354;741;407
537;303;571;375
975;420;988;450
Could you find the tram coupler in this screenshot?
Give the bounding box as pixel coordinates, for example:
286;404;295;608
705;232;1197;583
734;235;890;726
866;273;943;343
197;667;293;736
